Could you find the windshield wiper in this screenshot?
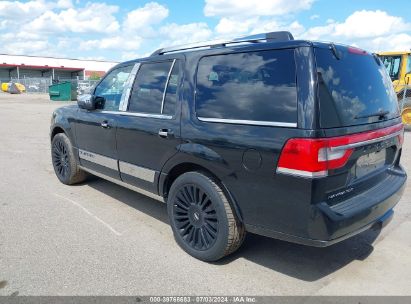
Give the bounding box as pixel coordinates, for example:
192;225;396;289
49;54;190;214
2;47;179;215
355;110;389;120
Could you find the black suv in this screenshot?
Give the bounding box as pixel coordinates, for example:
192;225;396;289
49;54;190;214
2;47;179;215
50;31;407;261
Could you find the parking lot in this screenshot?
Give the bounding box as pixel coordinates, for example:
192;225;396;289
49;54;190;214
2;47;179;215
0;92;410;296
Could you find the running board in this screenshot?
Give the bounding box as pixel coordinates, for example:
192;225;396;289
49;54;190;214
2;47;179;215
79;166;165;203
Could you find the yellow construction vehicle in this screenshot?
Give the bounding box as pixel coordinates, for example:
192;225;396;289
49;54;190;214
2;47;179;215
377;51;411;127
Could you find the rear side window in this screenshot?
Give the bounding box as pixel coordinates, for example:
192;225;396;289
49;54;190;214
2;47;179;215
316;47;399;128
195;49;297;123
128;60;179;115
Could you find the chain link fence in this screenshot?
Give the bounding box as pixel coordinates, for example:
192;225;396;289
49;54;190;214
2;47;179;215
57;79;99;95
10;77;52;93
8;77;99;95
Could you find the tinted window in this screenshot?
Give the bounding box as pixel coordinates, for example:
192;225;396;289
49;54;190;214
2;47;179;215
128;61;177;114
94;65;133;111
195;49;297;123
407;55;411;74
316;47;399;128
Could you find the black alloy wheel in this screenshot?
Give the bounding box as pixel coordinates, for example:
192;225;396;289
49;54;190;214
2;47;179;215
167;171;245;261
51;133;87;185
172;184;218;251
52;138;70;180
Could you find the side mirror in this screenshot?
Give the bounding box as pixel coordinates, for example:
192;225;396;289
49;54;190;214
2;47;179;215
77;94;105;110
77;94;95;110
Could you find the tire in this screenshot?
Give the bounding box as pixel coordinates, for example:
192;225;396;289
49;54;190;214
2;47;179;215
51;133;87;185
167;171;245;262
401;98;411;131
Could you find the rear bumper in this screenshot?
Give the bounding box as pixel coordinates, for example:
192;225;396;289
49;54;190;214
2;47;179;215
246;166;406;247
246;208;395;247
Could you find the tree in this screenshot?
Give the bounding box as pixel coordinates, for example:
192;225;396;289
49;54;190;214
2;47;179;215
88;72;102;80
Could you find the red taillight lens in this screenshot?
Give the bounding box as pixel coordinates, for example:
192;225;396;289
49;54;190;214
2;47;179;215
277;138;353;178
277;124;404;178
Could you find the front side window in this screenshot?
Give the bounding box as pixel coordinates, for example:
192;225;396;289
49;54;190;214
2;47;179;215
195;49;297;123
94;65;133;111
128;60;179;115
407;55;411;74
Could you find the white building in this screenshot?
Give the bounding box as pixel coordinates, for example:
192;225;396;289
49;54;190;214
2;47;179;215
0;54;118;81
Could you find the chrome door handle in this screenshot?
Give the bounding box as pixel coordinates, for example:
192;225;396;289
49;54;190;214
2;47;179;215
158;129;173;138
158;130;168;138
101;121;110;129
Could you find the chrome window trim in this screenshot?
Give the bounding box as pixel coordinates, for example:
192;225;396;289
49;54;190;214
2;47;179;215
100;110;173;120
330;131;403;151
119;161;155;183
197;117;297;128
161;59;176;114
78;149;118;171
79;166;164;203
119;63;141;112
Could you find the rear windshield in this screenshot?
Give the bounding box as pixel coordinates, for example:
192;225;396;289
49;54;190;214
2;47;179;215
315;46;399;128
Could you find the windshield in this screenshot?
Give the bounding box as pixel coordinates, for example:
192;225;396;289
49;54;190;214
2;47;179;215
315;46;399;128
379;55;402;80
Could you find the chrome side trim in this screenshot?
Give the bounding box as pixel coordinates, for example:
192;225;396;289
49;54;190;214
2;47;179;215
79;166;164;203
119;161;155;183
100;111;173;120
197;117;297;128
119;63;141;112
79;149;118;171
161;59;176;114
330;131;403;151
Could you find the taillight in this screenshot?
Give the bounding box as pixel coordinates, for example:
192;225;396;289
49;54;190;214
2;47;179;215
277;138;353;178
277;124;404;178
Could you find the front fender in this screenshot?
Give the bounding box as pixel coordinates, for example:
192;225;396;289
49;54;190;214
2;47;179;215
50;105;79;147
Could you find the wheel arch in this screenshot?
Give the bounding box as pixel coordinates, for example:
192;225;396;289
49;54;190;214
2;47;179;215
50;120;77;147
50;125;66;140
160;161;244;223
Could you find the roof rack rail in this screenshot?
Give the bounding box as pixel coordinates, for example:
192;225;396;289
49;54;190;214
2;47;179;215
150;31;294;56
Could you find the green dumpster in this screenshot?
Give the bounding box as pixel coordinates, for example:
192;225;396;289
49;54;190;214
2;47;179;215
49;81;77;101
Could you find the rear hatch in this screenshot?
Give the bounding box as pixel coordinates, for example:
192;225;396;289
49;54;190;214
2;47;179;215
313;43;404;207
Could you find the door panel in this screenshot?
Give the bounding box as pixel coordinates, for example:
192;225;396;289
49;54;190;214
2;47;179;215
74;64;134;179
116;58;183;193
116;115;181;192
75;111;119;179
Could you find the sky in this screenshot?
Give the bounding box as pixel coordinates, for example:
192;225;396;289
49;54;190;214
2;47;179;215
0;0;410;62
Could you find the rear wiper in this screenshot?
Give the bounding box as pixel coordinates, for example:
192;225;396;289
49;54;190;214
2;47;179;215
355;110;389;120
329;43;341;60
